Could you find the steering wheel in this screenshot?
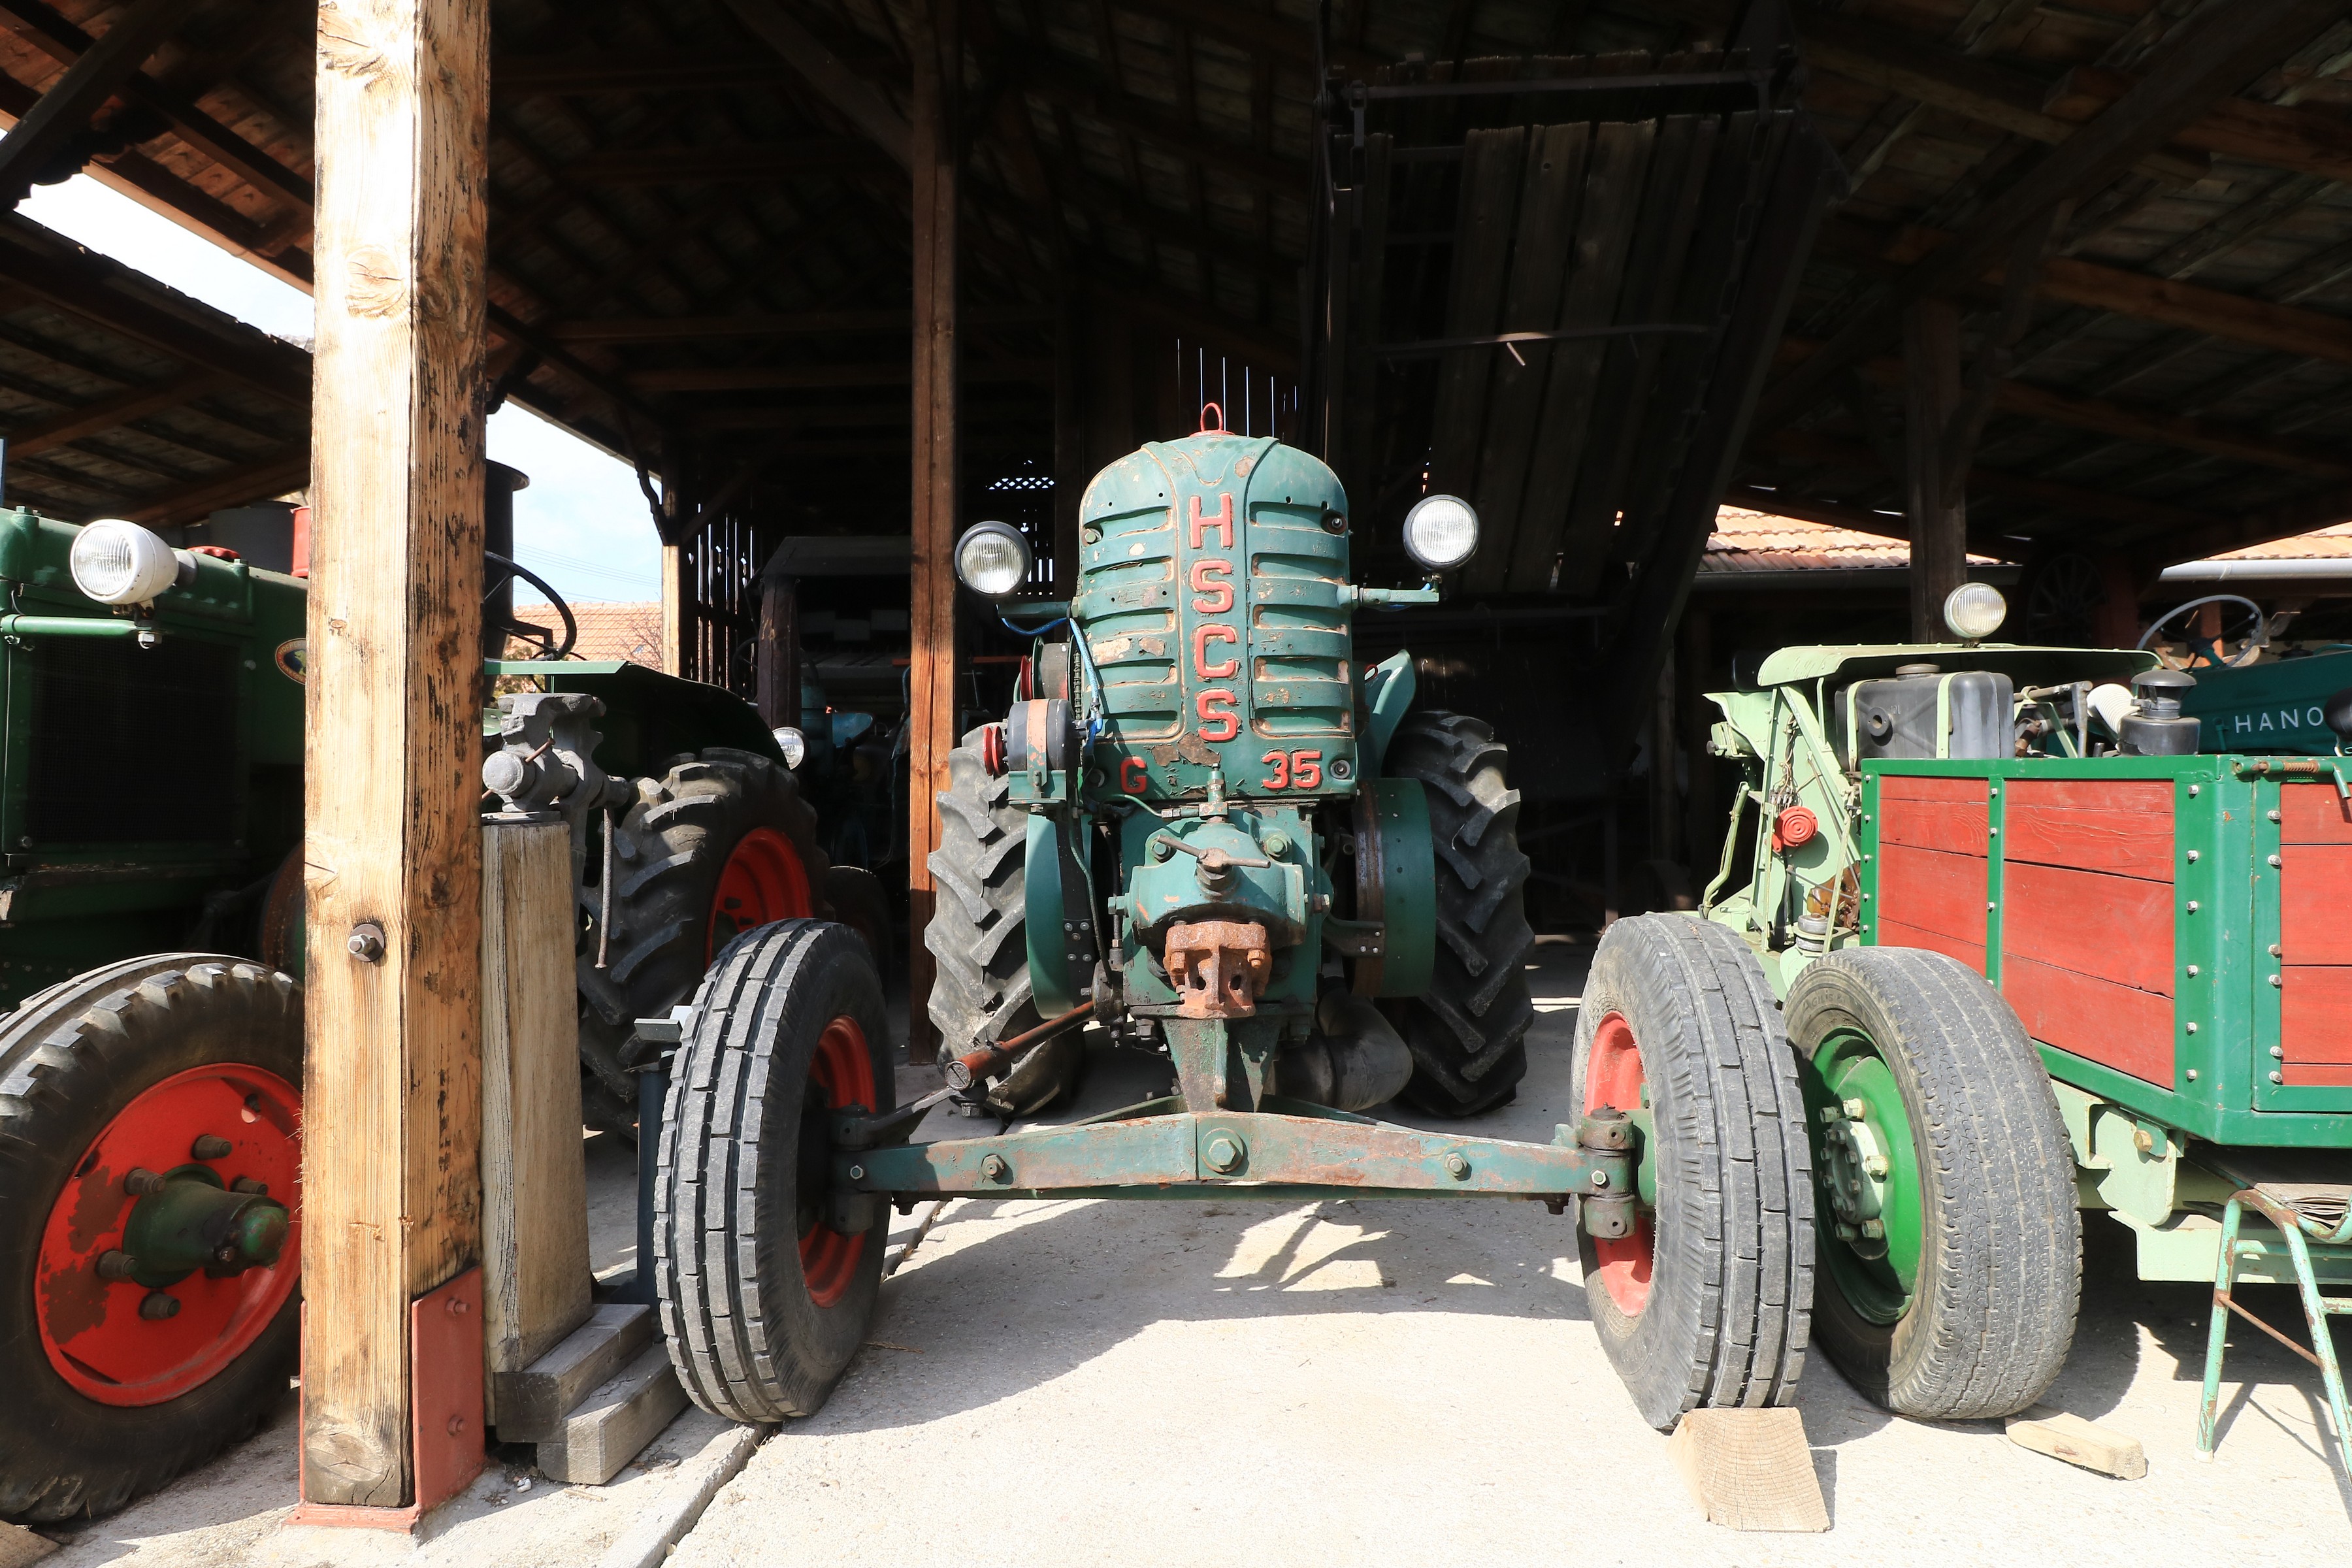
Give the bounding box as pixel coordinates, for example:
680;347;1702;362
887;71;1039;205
2137;593;2266;670
484;549;578;660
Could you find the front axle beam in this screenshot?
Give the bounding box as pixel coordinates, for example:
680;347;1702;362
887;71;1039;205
834;1107;1627;1200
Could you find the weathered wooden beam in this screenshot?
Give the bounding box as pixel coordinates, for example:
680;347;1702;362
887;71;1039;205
630;359;1051;392
717;0;915;171
492;50;796;98
2048;65;2352;185
1754;427;2227;534
301;0;489;1514
1756;0;2344;431
1788;337;2352;482
3;367;221;455
548;304;1049;342
1120;0;1387;74
564;140;893;186
1016;54;1302;193
907;0;957;1063
0;0;197;206
1903;298;1967;639
119;448;307;526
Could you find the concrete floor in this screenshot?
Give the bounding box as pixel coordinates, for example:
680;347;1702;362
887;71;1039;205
30;943;2351;1565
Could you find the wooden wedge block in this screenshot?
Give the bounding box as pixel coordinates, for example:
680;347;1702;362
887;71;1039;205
536;1343;689;1486
496;1301;658;1443
1667;1407;1831;1532
0;1522;56;1567
2004;1406;2148;1480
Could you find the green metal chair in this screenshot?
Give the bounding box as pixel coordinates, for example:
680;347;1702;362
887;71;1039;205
2198;1181;2352;1478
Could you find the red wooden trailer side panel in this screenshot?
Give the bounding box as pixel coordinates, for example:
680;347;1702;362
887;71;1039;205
2279;785;2352;1086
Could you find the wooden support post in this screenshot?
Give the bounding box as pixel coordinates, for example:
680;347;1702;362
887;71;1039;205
660;540;687;678
1650;645;1678;866
906;0;960;1062
1903;297;1966;642
303;0;490;1514
480;820;592;1424
755;573;798;728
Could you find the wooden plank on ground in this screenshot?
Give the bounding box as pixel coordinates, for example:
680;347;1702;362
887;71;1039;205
495;1302;657;1443
480;819;593;1424
2004;1407;2148;1479
1509;118;1658;593
534;1344;689;1486
302;0;491;1512
0;1522;55;1567
1424;126;1526;510
1667;1407;1829;1532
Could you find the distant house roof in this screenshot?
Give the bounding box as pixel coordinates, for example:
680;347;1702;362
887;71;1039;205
505;601;662;666
1705;509;2352;587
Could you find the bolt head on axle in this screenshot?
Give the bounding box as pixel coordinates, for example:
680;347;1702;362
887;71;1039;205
1204;1133;1245;1173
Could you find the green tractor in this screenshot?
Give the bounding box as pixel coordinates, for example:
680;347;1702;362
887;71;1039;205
639;419;1814;1436
1698;582;2352;1471
0;491;849;1522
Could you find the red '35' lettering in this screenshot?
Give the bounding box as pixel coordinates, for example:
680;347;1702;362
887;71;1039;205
1188;492;1233;550
1189;559;1233;613
1260;750;1324;790
1193;624;1240;679
1196;689;1239;742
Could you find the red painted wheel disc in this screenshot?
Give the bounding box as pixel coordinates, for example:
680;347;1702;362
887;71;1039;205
800;1015;875;1308
708;826;813;960
1584;1011;1654;1317
35;1064;302;1407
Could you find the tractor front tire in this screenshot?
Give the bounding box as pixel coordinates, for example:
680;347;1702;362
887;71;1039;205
581;747;830;1132
922;732;1081;1113
1570;916;1813;1429
655;921;890;1422
0;958;302;1522
1381;711;1535;1117
1784;947;2080;1420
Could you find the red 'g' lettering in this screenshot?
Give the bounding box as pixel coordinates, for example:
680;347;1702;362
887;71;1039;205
1196;689;1239;742
1189;559;1233;613
1188;492;1234;550
1193;623;1240;679
1119;757;1148;794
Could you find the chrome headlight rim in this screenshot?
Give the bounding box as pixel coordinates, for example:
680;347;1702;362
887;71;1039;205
954;520;1033;598
1401;493;1480;572
1942;582;2008;644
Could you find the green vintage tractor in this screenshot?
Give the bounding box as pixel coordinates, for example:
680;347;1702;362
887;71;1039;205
639;418;1814;1436
1699;583;2352;1473
0;493;847;1522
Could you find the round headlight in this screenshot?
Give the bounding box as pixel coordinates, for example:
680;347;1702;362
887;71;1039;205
955;521;1032;598
1401;494;1479;572
70;519;184;605
772;727;807;770
1942;582;2008;643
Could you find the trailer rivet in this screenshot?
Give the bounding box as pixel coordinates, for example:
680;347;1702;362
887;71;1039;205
981;1153;1010;1182
2185;850;2198;862
2186;901;2199;913
2271;975;2282;987
1444;1152;1470;1179
2185;1023;2198;1034
2270;1071;2284;1085
2268;810;2281;823
2186;1070;2198;1081
2270;943;2283;958
2268;855;2282;868
2271;1046;2285;1059
2187;965;2198;977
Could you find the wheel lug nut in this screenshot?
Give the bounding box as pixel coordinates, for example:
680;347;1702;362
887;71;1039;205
1841;1098;1867;1120
1860;1219;1886;1239
139;1290;180;1320
1863;1155;1889;1179
191;1134;233;1160
123;1168;166;1196
232;1177;268;1195
96;1250;137;1281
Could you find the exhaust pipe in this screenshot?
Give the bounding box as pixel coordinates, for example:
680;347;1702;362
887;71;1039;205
1281;990;1414;1112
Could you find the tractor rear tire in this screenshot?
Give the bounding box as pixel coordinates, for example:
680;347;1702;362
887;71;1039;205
922;732;1082;1114
1783;948;2080;1420
1380;711;1535;1117
1570;916;1813;1429
581;747;831;1132
655;921;890;1422
0;958;302;1522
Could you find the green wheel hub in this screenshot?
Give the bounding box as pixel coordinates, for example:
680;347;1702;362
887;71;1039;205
1801;1025;1923;1326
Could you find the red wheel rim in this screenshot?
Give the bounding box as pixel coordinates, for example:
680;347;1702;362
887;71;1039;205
708;827;813;959
35;1064;301;1406
800;1015;875;1308
1584;1012;1654;1317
